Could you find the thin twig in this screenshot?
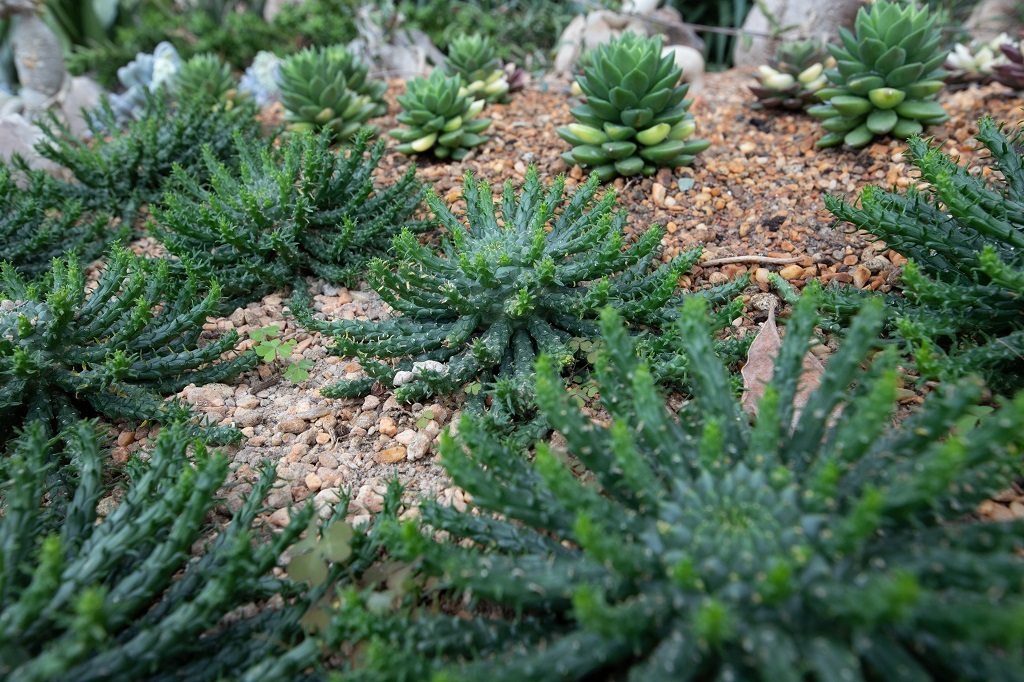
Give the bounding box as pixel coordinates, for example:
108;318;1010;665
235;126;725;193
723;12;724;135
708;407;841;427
700;255;803;266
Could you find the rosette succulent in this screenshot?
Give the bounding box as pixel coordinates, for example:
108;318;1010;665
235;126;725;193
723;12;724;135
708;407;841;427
558;32;709;181
330;296;1024;681
944;33;1010;87
750;39;833;110
277;45;385;139
107;41;181;123
238;50;283;106
810;0;949;148
441;33;510;104
993;36;1024;90
173;53;239;104
293;167;740;417
389;70;491;159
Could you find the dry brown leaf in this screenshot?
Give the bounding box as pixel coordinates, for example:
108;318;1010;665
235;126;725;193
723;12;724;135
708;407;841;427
740;300;826;423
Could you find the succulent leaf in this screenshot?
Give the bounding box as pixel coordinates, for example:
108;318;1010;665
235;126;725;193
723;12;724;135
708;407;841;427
328;297;1024;680
562;33;708;181
815;0;949;148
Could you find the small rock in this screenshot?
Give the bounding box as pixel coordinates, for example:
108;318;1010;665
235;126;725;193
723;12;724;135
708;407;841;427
379;416;398;437
853;264;871;289
708;271;729;285
394;429;416;445
184;383;234;407
266;488;291;509
305;472;323;492
651;182;667;207
234;408;263;428
355;483;385;514
314;488;342;518
276;417;307;434
779;264;804;280
862;256;892;273
318;452;339;468
236;395;260;409
362;395;381;410
753;267;771;284
407;432;432;461
116;431;135;447
268;508;291;527
376;445;407;464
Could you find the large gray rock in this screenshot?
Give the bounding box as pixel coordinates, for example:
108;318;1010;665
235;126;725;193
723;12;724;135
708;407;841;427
965;0;1024;42
553;2;705;88
60;76;104;138
0;113;60;174
732;0;861;68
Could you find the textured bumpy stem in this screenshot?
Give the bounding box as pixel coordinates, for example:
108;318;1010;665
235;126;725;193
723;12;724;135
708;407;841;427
296;166;743;422
0;419;385;681
30;91;263;226
0;250;256;444
823;115;1024;389
326;293;1024;680
155;128;425;309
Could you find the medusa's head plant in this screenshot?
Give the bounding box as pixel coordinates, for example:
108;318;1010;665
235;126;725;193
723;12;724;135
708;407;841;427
31;92;262;226
155;128;425;310
0;250;255;444
0;161;125;280
294;167;744;421
0;419;385;680
330;294;1024;681
823;115;1024;390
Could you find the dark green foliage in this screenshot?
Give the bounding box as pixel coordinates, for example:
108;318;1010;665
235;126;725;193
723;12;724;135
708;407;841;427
295;166;743;416
0;419;375;681
332;295;1024;681
155;128;425;309
824;116;1024;389
0;162;126;279
31;92;263;226
0;250;256;444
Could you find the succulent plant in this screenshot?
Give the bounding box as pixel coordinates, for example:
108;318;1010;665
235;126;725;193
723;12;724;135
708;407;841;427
238;49;283;107
823;116;1024;391
944;33;1011;87
992;35;1024;90
750;39;834;110
558;32;709;181
277;44;386;139
0;419;377;680
155;128;425;309
172;52;239;104
441;33;510;104
0;250;255;444
293;167;743;418
0;161;125;279
389;69;491;159
106;41;181;123
810;0;949;148
331;295;1024;681
33;92;263;226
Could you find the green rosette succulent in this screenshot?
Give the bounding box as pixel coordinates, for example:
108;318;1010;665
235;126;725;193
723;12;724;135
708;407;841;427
329;295;1024;681
277;45;385;139
441;33;510;104
172;52;239;104
293;166;743;418
390;70;491;159
750;39;833;110
559;32;709;182
810;0;949;148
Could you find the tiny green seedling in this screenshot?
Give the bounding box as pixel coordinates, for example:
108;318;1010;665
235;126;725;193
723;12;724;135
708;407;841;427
415;409;435;429
250;325;314;383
